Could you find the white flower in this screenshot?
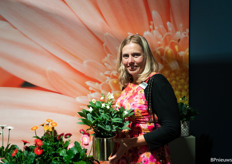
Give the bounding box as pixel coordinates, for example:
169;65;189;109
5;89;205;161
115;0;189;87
6;126;14;130
106;105;110;109
92;99;96;103
0;125;7;129
88;107;93;112
124;110;128;115
101;103;105;108
107;92;114;100
100;96;104;100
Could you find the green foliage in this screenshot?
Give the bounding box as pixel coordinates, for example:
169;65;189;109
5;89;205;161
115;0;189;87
178;96;199;122
0;122;97;164
77;93;134;138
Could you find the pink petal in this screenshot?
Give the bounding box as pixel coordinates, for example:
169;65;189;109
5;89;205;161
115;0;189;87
64;0;112;41
170;0;189;30
0;87;80;116
0;20;91;96
97;0;149;38
0;0;105;63
0;68;24;87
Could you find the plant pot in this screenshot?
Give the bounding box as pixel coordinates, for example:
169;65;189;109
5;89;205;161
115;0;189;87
181;121;190;137
93;136;114;161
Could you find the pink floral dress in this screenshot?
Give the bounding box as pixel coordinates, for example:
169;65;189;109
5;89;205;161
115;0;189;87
115;73;171;164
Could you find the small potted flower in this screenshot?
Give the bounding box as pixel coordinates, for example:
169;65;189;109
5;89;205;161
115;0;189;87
77;92;134;161
178;96;198;137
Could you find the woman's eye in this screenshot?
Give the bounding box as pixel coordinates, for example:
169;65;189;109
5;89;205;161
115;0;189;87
133;53;141;57
122;54;129;58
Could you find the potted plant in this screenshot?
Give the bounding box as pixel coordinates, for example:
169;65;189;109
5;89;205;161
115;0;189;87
77;92;134;161
0;119;96;164
178;96;198;137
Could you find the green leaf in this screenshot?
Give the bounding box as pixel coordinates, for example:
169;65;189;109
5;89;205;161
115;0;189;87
96;101;101;108
77;111;87;118
59;149;67;156
111;118;122;123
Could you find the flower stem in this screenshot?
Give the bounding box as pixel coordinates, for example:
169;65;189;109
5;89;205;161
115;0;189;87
7;129;10;146
1;128;4;147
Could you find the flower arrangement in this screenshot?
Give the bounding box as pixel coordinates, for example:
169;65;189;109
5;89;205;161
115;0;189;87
0;119;96;164
178;96;198;122
77;92;134;138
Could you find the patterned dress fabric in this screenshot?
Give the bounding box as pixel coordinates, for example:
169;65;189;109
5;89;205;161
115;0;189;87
115;73;171;164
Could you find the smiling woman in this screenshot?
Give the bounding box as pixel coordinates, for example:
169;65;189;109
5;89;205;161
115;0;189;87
0;0;189;151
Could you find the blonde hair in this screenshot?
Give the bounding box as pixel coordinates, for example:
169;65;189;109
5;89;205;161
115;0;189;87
117;34;159;88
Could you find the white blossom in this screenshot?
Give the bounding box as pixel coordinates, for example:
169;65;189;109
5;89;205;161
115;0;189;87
106;105;110;109
102;103;105;108
100;96;104;100
6;126;14;130
107;92;114;100
88;107;93;112
92;99;96;103
0;125;7;129
124;110;128;115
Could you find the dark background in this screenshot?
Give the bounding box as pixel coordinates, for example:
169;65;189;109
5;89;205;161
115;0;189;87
189;0;232;163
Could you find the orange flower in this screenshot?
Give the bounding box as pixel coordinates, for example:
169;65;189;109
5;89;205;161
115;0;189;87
50;122;57;127
46;119;53;123
34;147;43;155
12;148;18;157
31;126;38;131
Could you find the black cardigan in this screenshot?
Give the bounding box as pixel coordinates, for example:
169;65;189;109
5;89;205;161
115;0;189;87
143;74;181;151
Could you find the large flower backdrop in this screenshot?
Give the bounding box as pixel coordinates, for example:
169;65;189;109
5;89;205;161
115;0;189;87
0;0;189;147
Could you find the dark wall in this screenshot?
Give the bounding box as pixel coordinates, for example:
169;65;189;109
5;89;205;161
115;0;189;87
190;0;232;163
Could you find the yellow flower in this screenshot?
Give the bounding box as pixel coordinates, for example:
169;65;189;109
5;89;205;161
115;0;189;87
31;125;38;131
43;124;49;131
48;126;53;132
51;122;58;127
46;119;53;123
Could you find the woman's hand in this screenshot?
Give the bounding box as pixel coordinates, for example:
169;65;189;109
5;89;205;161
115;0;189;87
108;135;146;164
108;138;131;164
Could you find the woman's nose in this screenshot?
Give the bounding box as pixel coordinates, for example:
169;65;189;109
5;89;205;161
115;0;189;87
128;56;134;63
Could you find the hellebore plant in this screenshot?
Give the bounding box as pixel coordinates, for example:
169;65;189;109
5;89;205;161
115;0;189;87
77;92;134;138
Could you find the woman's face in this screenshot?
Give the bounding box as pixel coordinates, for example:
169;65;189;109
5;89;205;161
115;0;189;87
122;42;144;81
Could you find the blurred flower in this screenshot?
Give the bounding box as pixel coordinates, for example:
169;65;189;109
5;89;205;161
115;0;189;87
12;148;18;157
43;125;49;131
46;119;53;123
67;143;74;150
34;147;43;156
92;99;96;104
22;140;30;145
6;126;14;130
34;139;43;147
50;122;57;127
40;123;45;127
87;107;93;112
107;92;114;100
0;125;7;129
31;126;39;131
64;133;72;139
57;133;64;140
80;134;90;149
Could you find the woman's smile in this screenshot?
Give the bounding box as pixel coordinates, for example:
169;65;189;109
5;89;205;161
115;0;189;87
122;42;144;81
